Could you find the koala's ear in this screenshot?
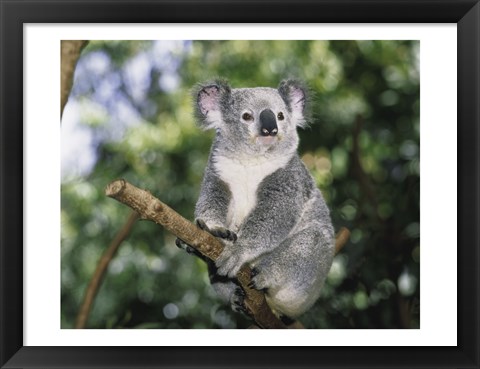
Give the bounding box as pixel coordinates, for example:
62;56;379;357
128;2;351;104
194;79;231;130
278;79;308;127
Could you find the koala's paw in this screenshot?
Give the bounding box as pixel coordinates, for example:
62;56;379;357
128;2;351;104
196;218;237;242
175;238;197;255
247;267;269;293
215;244;249;278
231;286;249;315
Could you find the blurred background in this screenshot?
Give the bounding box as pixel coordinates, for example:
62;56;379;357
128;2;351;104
61;40;420;329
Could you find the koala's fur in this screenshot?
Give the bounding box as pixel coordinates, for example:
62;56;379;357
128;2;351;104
183;79;335;319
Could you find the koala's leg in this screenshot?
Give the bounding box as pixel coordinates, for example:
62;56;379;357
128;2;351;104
249;224;334;318
194;163;233;235
207;261;248;315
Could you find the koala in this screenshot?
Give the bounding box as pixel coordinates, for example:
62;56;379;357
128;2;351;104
177;78;335;320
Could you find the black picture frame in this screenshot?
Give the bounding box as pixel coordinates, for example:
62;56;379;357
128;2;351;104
1;1;478;368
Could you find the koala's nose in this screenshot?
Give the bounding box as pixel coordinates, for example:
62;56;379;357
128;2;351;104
259;109;278;137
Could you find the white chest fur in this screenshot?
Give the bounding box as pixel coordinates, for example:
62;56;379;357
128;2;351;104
213;154;291;232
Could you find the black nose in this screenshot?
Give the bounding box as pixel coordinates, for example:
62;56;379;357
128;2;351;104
259;109;278;137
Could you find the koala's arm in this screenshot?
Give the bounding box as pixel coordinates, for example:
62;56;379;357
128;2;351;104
216;161;305;277
194;161;231;229
241;166;302;248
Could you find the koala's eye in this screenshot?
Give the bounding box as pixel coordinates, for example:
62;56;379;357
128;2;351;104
242;112;254;121
277;112;285;121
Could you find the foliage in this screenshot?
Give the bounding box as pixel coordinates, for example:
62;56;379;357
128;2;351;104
61;40;419;329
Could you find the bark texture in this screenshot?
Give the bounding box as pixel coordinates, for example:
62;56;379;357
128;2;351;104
61;40;88;117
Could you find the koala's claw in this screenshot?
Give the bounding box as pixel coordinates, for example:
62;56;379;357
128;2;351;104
175;238;196;255
175;238;185;248
247;268;258;289
217;228;237;242
248;267;269;292
231;287;249;315
195;218;209;230
234;286;246;298
196;219;237;242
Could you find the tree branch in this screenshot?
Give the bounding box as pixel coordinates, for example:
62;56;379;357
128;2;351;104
75;210;139;329
99;179;349;329
350;114;379;213
61;40;88;117
75;179;349;329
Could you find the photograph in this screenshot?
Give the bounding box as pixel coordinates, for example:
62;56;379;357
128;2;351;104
1;0;479;366
61;40;420;330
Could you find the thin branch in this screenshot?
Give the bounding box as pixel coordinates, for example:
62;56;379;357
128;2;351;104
75;211;139;329
350;114;379;212
335;227;350;254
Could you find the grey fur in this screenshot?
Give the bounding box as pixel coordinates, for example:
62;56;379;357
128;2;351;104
192;79;335;318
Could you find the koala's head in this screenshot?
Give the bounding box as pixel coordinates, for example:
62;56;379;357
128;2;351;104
194;79;308;158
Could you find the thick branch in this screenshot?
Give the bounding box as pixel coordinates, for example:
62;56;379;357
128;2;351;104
105;179;349;329
61;40;88;117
